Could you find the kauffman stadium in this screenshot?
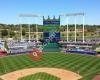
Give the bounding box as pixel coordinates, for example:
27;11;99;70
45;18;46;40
0;13;100;80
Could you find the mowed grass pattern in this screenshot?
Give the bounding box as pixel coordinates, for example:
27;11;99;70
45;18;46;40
0;53;100;80
18;72;60;80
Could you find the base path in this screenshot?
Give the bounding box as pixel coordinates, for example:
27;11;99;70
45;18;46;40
0;68;82;80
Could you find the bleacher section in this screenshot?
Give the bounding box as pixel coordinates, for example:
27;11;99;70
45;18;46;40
7;40;42;54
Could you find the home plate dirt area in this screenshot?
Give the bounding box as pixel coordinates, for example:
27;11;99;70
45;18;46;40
0;68;82;80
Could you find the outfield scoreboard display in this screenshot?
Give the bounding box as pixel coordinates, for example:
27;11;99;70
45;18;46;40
43;32;60;42
43;16;60;25
43;21;60;25
43;16;61;41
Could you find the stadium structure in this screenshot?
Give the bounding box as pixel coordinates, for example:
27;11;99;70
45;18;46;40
0;13;99;55
0;13;100;80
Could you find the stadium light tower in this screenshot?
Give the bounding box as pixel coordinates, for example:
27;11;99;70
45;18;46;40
60;12;85;43
60;15;69;42
82;15;85;43
19;14;39;42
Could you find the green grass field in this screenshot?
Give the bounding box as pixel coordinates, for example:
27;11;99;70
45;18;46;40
18;72;60;80
0;53;100;80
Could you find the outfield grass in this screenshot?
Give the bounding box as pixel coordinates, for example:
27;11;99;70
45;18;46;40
18;72;60;80
0;53;100;80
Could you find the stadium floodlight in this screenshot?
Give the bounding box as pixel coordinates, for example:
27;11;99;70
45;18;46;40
60;13;85;43
61;12;85;16
60;14;69;42
18;13;39;42
19;14;39;17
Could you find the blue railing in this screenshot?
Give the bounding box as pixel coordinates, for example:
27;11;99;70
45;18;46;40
66;50;96;55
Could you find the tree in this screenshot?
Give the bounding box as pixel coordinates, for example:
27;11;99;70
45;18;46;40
22;30;26;36
1;30;8;38
77;33;79;36
9;31;15;38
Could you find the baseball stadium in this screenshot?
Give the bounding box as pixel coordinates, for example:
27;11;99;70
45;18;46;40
0;0;100;80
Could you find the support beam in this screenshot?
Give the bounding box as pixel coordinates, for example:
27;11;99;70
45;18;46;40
18;13;39;42
20;24;23;41
67;17;69;42
83;15;85;43
75;16;77;43
28;24;31;42
36;24;38;42
60;12;85;42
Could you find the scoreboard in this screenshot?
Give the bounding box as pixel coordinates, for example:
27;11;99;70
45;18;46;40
43;16;61;41
43;21;60;25
43;32;60;42
43;16;60;25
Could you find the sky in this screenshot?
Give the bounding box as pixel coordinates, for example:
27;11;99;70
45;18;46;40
0;0;100;25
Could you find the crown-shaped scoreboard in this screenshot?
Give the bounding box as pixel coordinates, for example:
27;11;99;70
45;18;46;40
43;16;61;42
43;16;60;25
42;16;61;52
43;16;60;31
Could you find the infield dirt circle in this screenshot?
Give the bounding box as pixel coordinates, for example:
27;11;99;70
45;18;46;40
0;68;82;80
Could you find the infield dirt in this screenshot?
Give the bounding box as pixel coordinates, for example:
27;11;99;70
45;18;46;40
0;68;82;80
